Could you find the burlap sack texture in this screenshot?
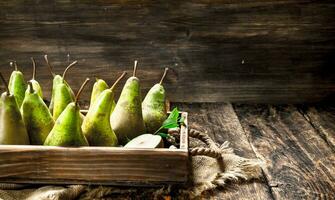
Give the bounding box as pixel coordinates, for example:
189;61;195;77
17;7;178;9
0;129;262;200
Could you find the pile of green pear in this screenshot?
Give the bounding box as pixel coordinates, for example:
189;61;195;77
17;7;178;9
0;56;171;148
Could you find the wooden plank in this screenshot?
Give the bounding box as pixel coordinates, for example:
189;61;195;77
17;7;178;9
0;146;188;185
298;105;335;151
0;112;188;186
173;103;273;200
179;112;188;150
234;104;335;199
0;1;335;103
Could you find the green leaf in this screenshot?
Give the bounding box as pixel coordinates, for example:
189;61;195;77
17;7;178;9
166;107;179;122
154;108;179;130
162;122;179;129
158;133;169;138
154;107;180;134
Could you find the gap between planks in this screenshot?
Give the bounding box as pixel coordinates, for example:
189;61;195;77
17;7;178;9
233;104;335;200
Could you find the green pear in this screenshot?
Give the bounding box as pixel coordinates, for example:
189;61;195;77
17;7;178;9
52;81;74;121
8;61;27;107
21;81;54;145
0;73;29;145
89;78;116;113
110;61;146;144
142;68;169;133
44;55;76;114
90;78;108;106
51;60;79;121
83;72;126;146
44;78;90;147
26;57;43;99
48;74;62;113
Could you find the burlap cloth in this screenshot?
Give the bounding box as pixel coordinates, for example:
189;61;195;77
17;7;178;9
0;129;262;200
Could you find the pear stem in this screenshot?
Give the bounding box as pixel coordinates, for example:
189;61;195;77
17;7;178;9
159;67;169;85
0;72;10;95
28;81;34;93
75;78;90;105
62;60;78;82
111;71;127;90
10;61;18;71
133;60;138;77
14;61;18;71
31;57;36;80
44;55;55;77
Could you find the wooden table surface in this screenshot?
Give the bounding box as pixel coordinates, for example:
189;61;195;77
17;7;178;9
1;103;334;199
171;103;335;200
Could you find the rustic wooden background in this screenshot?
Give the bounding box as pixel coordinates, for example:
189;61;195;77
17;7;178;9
0;0;334;103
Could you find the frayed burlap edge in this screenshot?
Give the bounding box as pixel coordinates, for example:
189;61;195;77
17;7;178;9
177;129;263;198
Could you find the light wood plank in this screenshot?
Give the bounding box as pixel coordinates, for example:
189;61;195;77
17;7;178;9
0;112;188;186
0;145;188;185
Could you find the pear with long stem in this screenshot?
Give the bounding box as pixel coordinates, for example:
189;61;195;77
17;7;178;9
21;81;54;145
8;61;27;107
27;57;43;98
44;55;76;113
89;78;109;108
44;78;90;147
142;68;169;133
0;72;29;145
83;72;126;146
51;60;79;121
110;61;146;144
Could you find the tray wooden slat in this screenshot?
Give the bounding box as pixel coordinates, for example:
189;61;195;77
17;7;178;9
0;112;188;185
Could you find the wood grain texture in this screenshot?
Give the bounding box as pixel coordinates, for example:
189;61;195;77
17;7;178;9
234;104;335;199
173;103;273;200
298;104;335;151
0;146;188;185
0;1;335;103
0;112;188;185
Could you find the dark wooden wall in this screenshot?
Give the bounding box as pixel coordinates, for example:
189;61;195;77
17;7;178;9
0;0;334;103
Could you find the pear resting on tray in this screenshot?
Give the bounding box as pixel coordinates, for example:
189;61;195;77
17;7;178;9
0;56;183;148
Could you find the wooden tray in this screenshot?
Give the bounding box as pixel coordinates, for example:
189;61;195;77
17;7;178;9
0;112;188;186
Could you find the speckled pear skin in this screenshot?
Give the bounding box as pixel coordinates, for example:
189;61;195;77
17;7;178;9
110;77;146;145
52;82;74;121
25;80;43;99
49;75;75;114
44;102;88;147
8;71;27;107
83;89;118;146
49;75;62;112
21;88;54;145
90;79;116;113
142;84;167;133
0;92;29;145
90;79;108;106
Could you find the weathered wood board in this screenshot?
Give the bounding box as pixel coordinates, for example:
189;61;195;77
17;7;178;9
298;105;335;151
0;1;334;103
0;146;188;185
0;113;188;186
234;104;335;199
